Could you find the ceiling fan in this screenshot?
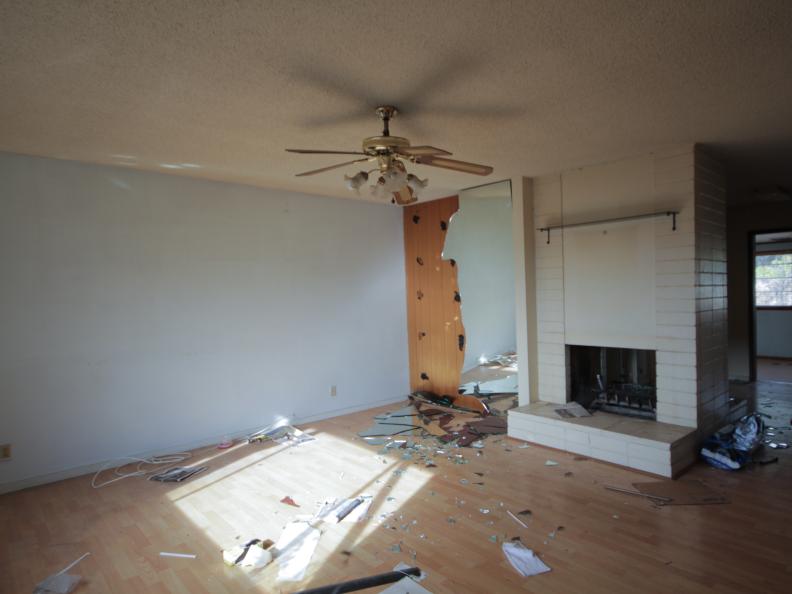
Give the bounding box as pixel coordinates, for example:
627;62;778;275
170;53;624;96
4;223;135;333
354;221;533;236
286;106;493;205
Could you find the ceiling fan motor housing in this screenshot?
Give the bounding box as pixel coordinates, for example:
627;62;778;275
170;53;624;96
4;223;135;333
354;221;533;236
362;135;410;154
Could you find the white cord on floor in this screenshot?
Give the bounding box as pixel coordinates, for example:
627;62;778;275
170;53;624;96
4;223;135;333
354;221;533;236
91;452;192;488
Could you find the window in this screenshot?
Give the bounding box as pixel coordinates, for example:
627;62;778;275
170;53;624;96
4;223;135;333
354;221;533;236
755;251;792;307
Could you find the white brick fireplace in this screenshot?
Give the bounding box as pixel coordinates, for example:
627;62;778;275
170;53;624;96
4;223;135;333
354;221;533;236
509;145;735;477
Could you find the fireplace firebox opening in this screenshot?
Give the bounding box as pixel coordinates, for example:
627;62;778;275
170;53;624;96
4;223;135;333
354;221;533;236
567;345;656;420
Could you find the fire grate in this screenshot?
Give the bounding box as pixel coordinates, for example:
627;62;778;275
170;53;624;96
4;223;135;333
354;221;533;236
568;345;657;421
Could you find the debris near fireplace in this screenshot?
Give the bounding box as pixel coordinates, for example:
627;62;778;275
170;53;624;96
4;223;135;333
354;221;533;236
553;402;592;419
590;373;657;420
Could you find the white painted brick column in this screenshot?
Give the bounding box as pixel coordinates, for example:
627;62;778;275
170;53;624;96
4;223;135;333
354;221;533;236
653;147;698;427
534;175;567;403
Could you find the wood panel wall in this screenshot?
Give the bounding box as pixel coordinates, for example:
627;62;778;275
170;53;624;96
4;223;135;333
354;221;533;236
403;196;465;399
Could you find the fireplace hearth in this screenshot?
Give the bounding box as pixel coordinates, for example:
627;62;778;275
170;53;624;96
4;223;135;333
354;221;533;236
567;345;656;420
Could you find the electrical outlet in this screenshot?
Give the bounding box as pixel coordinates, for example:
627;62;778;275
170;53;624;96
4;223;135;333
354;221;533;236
330;385;337;397
0;443;11;462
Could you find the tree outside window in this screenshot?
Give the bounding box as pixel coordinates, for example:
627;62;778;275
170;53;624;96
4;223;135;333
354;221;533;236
755;251;792;307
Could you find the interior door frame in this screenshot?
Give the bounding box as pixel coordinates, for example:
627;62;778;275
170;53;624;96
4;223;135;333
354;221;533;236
749;227;792;381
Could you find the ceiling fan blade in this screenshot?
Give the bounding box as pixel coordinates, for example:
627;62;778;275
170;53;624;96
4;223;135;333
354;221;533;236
295;157;372;177
392;185;417;206
414;156;493;176
396;145;453;157
286;149;367;155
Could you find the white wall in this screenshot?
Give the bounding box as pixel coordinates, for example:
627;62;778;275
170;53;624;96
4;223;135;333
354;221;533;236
444;181;516;371
756;310;792;358
0;153;409;492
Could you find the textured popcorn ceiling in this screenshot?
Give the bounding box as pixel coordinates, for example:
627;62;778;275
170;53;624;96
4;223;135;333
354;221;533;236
1;0;791;202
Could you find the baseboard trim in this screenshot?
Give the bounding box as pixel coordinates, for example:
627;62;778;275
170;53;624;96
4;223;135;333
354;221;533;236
0;394;407;495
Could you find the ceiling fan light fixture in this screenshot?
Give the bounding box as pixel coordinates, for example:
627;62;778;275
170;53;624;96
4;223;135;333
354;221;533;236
344;170;369;192
407;173;428;194
287;105;492;205
371;168;408;198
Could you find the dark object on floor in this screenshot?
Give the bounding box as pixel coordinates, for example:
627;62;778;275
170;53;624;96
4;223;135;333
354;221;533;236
700;413;764;470
411;390;490;415
413;391;454;407
149;465;207;482
632;480;728;506
758;457;779;466
293;566;422;594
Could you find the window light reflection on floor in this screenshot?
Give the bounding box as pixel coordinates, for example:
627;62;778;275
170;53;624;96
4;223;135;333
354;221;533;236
165;427;433;584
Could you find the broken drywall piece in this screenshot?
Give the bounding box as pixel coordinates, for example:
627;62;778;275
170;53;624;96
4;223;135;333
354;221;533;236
502;541;551;577
273;521;321;582
34;552;90;594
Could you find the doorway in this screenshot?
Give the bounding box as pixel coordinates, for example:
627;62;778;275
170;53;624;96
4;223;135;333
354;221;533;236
753;230;792;383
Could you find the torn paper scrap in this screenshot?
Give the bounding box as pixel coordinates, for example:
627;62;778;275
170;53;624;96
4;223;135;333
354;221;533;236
379;576;435;594
274;521;321;581
502;541;551;577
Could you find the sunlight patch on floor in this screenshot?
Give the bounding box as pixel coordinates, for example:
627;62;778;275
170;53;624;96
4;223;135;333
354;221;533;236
164;429;434;585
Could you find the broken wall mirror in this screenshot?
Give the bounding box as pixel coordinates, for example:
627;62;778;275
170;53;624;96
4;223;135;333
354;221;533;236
443;179;518;398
